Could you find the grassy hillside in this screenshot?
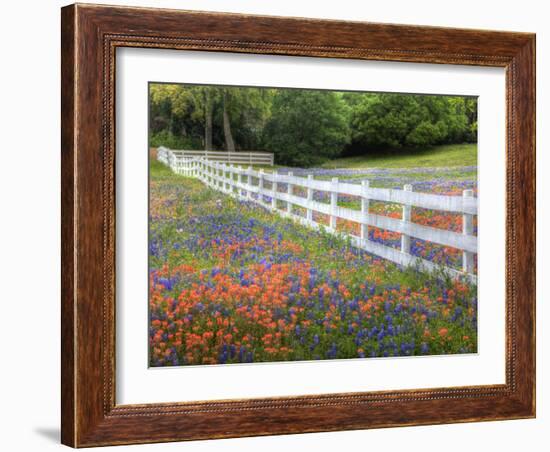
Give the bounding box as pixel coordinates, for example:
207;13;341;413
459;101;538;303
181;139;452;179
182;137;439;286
321;143;477;169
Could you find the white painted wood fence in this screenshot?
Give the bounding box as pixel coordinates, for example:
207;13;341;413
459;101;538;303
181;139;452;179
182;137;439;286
158;147;478;282
157;147;274;166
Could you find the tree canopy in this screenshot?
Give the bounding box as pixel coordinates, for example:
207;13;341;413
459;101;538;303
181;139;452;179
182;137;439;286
263;90;350;166
149;83;477;167
349;93;476;150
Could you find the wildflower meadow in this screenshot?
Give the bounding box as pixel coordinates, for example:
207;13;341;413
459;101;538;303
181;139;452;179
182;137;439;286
148;158;478;367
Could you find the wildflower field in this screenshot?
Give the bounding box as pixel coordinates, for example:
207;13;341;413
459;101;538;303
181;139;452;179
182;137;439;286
149;158;478;367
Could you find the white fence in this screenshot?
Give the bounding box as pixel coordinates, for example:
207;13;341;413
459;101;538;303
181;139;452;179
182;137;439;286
158;147;478;282
157;147;274;166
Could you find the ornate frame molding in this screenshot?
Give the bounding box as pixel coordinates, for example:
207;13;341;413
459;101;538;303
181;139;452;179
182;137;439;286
62;4;535;447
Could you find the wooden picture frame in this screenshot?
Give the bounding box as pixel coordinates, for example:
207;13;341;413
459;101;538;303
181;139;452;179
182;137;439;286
61;3;535;447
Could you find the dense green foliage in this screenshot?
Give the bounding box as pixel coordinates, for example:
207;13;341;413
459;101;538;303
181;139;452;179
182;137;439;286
149;84;477;166
263;90;350;166
346;93;477;153
150;84;273;152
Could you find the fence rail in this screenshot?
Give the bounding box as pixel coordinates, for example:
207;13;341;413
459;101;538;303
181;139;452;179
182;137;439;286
157;147;274;166
157;147;478;282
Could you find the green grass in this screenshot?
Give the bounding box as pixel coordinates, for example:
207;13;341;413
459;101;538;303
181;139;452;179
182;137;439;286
321;143;477;169
150;158;179;178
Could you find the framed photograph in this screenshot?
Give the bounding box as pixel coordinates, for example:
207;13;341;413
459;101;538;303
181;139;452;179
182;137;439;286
61;3;535;447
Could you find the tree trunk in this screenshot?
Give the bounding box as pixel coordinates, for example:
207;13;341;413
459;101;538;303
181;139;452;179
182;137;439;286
223;92;236;152
204;91;213;150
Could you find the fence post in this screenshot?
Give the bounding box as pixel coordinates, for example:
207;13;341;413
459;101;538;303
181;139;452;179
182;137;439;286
237;166;243;198
287;172;294;215
401;184;413;253
462;189;475;273
212;162;217;188
210;161;214;187
306;175;314;223
224;164;230;193
258;169;265;204
228;164;232;192
330;178;339;230
361;180;370;242
225;164;229;192
228;164;234;194
247;166;253;200
272;171;278;210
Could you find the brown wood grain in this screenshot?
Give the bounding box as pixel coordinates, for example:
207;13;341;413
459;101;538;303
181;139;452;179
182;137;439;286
61;3;536;447
61;5;76;447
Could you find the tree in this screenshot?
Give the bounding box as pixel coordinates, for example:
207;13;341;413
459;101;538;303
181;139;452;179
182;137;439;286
216;87;273;151
149;83;477;160
199;87;215;150
263;89;350;166
150;84;274;152
348;93;476;151
222;90;236;151
149;84;209;149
